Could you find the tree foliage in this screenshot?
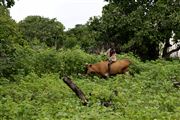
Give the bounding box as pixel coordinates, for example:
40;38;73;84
18;16;65;49
65;24;96;51
0;6;20;78
0;0;14;8
89;0;180;60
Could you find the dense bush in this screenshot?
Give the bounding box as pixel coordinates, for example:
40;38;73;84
1;47;180;119
2;46;102;83
12;46;142;78
33;47;99;76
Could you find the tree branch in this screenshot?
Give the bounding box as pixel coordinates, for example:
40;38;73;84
167;45;180;56
62;76;88;105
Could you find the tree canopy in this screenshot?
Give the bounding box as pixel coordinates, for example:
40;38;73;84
88;0;180;60
0;5;20;78
65;24;96;51
18;16;65;49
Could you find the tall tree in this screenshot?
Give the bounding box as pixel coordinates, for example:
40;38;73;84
18;16;65;49
65;24;96;51
93;0;180;60
0;6;19;78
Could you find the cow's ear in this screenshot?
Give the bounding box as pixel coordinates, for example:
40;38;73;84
85;63;92;68
89;64;92;67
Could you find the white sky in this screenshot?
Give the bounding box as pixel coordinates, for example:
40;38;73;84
10;0;108;29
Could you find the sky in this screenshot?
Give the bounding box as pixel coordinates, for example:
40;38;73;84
10;0;108;29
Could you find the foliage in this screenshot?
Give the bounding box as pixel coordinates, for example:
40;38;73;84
1;1;180;119
4;46;101;81
0;6;22;78
0;0;15;8
33;47;99;77
88;0;180;60
11;46;141;78
65;24;96;51
1;52;180;119
18;16;65;49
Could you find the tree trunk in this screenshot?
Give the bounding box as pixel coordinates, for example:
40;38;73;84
162;39;180;58
162;39;172;58
62;76;88;105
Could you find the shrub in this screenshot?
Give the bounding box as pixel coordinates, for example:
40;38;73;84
1;46;180;119
33;47;101;77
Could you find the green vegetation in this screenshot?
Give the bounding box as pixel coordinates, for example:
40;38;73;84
1;48;180;119
89;0;180;60
0;0;180;119
18;16;65;49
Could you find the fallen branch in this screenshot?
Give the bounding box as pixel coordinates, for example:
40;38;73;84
62;76;88;105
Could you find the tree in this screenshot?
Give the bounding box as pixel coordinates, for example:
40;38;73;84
0;6;19;78
92;0;180;60
153;1;180;58
86;16;105;50
65;24;96;51
18;16;65;49
0;0;15;8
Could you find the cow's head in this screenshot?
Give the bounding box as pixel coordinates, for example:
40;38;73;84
85;64;95;75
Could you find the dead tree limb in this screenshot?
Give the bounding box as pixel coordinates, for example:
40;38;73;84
62;76;88;105
167;46;180;57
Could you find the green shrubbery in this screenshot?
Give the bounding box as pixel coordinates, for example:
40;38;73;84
13;46;101;77
11;46;144;78
1;47;180;119
1;1;180;119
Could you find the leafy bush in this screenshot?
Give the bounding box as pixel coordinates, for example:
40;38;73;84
1;60;180;119
3;45;142;81
1;46;180;119
33;47;101;77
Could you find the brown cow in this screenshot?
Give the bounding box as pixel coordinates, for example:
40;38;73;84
85;59;131;77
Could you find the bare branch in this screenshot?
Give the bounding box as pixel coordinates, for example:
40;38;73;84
167;45;180;56
62;76;88;105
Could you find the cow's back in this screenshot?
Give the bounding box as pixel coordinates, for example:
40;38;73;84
89;59;131;76
94;61;109;76
110;59;131;74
